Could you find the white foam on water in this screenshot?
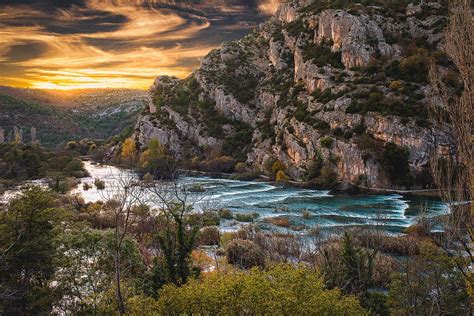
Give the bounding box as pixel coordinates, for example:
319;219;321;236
0;162;445;234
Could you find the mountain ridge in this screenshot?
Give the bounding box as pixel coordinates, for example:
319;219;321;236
119;0;454;189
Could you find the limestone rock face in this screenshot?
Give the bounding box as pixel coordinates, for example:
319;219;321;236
129;0;451;189
315;10;393;68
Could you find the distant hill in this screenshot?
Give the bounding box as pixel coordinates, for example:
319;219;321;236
0;86;147;148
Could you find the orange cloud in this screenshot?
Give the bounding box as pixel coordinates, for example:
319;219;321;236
0;0;275;90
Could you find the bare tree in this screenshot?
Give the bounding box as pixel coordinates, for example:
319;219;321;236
99;170;145;315
428;0;473;294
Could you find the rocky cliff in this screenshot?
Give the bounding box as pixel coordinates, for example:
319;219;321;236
128;0;454;189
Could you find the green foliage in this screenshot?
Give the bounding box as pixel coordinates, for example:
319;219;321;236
285;20;308;37
0;144;87;189
312;165;339;188
218;208;234;219
271;159;286;175
293;101;311;122
154;202;203;286
388;244;471;315
153;76;198;116
302;42;343;68
222;121;254;161
320;136;334;148
305;154;324;180
94;178;105;189
380;143;414;187
0;187;63;314
235;212;260;222
300;0;417;15
385;55;429;83
219;54;260;104
138;139;176;179
0;91;143;149
56;228;145;314
155;264;367;314
321;233;385;313
346;92;426;118
311;88;339;103
357;135;414;187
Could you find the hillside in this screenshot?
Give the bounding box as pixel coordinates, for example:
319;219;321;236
125;0;454;190
0;87;147;148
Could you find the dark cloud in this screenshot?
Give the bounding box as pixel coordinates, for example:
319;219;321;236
6;41;49;62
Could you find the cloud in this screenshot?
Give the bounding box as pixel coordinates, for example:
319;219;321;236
258;0;281;15
0;0;279;89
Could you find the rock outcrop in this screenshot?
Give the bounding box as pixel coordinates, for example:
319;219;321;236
128;0;451;189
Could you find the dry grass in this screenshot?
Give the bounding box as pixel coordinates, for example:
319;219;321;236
264;216;291;228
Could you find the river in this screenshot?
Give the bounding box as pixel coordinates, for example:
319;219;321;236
66;161;448;234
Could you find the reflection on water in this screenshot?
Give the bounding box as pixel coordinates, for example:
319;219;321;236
69;162;448;234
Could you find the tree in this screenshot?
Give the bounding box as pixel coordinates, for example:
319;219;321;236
388;244;470;315
56;228;145;315
138;139;176;179
99;173;145;315
147;180;215;286
120;137;138;166
0;187;62;314
428;0;473;300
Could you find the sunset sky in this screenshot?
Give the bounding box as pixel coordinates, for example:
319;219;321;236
0;0;281;90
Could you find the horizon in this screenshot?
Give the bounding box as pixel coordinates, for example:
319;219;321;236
0;0;281;90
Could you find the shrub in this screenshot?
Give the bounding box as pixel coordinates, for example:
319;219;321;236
225;239;265;269
94;178;105;190
263;156;277;175
218;208;233;219
265;216;291;228
275;170;290;183
320;136;334;148
201;156;236;173
222;122;253;161
188;211;220;227
313;165;338;188
271;159;286;175
155;264;366;314
380;143;414;187
235;212;259;222
82;182;91;190
234;162;249;173
303;43;343;68
197;226;220;246
220;232;235;248
389;80;403;91
302;210;312;219
312;88;337;103
305;156;323;180
352;123;365;135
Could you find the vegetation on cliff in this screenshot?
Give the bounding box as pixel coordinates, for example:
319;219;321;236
126;0;456;191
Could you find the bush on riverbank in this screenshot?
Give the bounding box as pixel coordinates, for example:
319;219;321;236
152;264;366;314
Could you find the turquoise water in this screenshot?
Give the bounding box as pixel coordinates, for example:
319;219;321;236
182;177;448;234
71;162;448;234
